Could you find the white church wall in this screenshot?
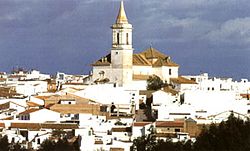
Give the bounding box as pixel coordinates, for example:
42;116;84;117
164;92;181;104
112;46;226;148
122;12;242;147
132;66;152;75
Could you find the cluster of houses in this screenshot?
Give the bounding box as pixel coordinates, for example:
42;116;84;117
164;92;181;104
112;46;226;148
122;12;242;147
0;69;249;151
1;1;250;151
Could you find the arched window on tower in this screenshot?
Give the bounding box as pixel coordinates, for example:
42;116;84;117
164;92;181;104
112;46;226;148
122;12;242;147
117;33;120;44
126;33;129;45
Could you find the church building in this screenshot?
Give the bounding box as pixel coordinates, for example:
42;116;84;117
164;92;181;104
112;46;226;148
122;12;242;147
91;1;179;87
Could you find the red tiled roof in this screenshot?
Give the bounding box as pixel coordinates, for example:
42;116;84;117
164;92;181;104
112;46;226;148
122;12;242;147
10;122;78;130
156;121;184;128
133;122;152;127
133;54;151;66
19;108;41;115
170;76;197;84
112;127;132;132
92;53;111;66
0;123;5;128
26;101;41;107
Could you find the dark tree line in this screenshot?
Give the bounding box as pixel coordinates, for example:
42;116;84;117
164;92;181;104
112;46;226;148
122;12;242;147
131;114;250;151
38;137;80;151
0;136;80;151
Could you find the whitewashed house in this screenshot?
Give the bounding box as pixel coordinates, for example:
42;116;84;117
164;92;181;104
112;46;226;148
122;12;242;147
18;108;60;123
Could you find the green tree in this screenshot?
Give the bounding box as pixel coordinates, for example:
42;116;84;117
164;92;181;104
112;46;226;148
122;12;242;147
0;135;10;151
38;139;56;151
194;113;250;151
147;75;164;90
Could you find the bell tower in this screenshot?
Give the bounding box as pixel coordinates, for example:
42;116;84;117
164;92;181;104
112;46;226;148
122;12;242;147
111;1;133;86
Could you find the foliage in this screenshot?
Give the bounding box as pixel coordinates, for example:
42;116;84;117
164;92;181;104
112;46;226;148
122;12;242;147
0;135;10;151
39;137;80;151
147;75;164;90
132;113;250;151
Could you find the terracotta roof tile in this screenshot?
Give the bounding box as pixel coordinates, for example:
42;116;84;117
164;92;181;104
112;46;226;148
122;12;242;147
0;122;5;128
133;122;152;127
156;121;184;127
49;104;100;115
170;76;197;84
152;57;179;67
10;122;78;130
162;86;179;95
139;47;167;59
133;54;151;66
112;127;132;132
92;53;111;66
26;101;41;107
19;108;41;115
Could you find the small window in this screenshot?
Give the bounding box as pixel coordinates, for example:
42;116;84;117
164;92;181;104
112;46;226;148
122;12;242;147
116;52;118;55
37;138;41;144
169;69;172;75
212;87;214;91
117;33;120;44
126;33;129;45
69;102;71;104
207;88;210;91
175;129;180;132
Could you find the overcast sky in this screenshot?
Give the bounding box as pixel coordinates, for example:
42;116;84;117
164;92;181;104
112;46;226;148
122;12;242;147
0;0;250;79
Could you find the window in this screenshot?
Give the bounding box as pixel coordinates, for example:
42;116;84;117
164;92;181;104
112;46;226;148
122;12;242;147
126;33;129;45
37;138;41;144
117;33;120;44
169;69;172;75
116;52;118;55
175;129;180;132
212;87;214;91
69;102;71;104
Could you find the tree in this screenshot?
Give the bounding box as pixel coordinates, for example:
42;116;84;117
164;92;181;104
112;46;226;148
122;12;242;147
146;75;164;90
38;139;55;151
194;113;250;151
131;113;250;151
0;135;10;151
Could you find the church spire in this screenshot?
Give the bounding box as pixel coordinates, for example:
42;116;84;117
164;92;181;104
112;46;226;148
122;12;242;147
116;1;128;24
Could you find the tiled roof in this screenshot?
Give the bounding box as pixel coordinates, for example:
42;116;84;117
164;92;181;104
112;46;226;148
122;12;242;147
94;140;103;144
0;78;6;82
35;95;52;100
162;86;179;95
26;101;41;107
133;122;152;127
49;104;100;115
0;102;10;110
156;121;184;128
0;122;5;128
133;54;151;66
92;47;179;68
92;53;111;66
112;127;132;132
19;108;41;115
139;47;167;59
44;94;90;106
152;57;179;67
170;76;197;84
10;122;78;130
1;116;13;120
0;87;21;98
